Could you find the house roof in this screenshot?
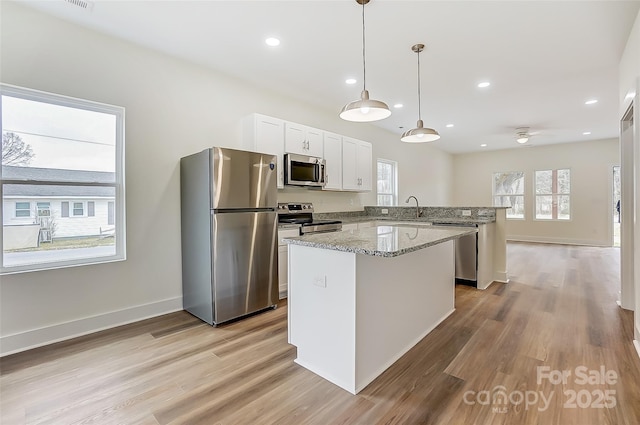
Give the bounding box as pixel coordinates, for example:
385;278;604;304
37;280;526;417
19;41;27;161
2;166;116;198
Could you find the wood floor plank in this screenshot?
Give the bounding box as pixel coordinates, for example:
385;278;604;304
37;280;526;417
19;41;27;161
2;242;640;425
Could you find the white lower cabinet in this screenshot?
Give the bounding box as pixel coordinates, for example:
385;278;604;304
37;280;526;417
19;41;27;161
278;228;300;299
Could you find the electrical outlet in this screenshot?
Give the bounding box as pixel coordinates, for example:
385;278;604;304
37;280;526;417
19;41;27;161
462;210;472;216
381;209;389;214
313;276;327;288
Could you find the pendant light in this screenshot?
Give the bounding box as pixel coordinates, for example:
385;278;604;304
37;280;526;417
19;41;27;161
339;0;391;122
401;44;440;143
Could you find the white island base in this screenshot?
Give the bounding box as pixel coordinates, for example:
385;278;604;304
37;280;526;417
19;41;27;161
288;240;455;395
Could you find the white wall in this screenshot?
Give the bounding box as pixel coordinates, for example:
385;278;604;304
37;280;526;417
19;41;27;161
618;9;640;348
0;3;452;355
452;139;620;246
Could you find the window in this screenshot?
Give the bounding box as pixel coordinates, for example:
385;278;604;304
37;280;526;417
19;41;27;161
72;202;84;217
535;169;570;220
1;84;126;273
61;201;70;218
493;171;525;219
377;159;398;206
15;202;30;218
37;202;50;216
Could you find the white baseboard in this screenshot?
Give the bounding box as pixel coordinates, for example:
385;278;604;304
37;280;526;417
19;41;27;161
507;235;609;247
493;271;509;283
0;297;183;357
634;340;640;361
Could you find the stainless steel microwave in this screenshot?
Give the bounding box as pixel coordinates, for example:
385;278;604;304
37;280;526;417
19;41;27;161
284;153;326;187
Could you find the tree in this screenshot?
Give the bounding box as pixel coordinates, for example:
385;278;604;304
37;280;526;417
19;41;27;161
2;132;35;166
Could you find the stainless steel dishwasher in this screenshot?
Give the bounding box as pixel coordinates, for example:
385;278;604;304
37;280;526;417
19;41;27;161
433;222;478;287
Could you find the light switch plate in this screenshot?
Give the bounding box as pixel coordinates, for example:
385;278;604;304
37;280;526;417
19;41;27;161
313;276;327;288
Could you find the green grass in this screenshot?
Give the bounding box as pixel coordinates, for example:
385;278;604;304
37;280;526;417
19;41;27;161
8;236;115;252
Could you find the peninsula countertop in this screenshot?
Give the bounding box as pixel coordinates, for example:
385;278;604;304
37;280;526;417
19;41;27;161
282;224;476;258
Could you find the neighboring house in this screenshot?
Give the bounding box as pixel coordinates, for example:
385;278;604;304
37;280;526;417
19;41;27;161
2;165;116;240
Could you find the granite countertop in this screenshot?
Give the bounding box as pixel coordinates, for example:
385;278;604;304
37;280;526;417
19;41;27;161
429;217;494;224
282;224;476;258
339;216;493;225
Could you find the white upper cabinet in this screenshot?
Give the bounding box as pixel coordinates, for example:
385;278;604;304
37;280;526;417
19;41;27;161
243;114;285;188
322;132;342;191
285;122;323;157
342;137;372;191
243;113;372;192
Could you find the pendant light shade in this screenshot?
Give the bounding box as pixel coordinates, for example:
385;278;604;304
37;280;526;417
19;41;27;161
401;119;441;143
340;0;390;123
401;44;440;143
340;90;391;122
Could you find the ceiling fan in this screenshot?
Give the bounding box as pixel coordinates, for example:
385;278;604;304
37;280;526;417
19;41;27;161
514;127;541;144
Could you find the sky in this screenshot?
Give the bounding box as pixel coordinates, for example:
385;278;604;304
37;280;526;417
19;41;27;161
2;95;116;172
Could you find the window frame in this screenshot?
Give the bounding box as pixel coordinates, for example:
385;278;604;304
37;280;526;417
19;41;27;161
72;201;85;217
492;171;525;220
376;158;398;207
0;83;126;274
534;168;571;221
15;201;31;218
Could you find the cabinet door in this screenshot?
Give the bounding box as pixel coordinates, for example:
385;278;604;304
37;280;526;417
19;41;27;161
285;122;324;157
278;245;288;299
277;229;298;299
284;122;307;155
305;127;324;157
244;114;285;188
322;132;342;190
342;137;359;190
357;141;372;191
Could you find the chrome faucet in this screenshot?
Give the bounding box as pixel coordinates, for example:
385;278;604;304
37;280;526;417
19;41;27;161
405;196;420;219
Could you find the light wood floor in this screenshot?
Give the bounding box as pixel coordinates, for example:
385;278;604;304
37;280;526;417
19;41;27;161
2;242;639;425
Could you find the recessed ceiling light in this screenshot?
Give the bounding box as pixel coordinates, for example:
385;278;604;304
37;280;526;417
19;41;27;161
480;144;487;147
446;124;454;128
585;99;598;105
583;131;591;135
345;78;357;85
625;91;636;100
477;82;491;88
265;37;280;47
393;103;403;108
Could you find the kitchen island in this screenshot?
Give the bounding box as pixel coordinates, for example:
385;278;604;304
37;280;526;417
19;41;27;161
283;224;475;394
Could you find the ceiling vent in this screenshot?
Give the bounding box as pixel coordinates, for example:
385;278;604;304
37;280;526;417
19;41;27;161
63;0;94;11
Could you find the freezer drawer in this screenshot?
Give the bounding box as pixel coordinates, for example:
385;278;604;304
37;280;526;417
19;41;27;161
212;211;278;324
211;147;278;210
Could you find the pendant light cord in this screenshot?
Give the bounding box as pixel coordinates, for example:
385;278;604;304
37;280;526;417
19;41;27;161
362;0;367;92
417;48;421;120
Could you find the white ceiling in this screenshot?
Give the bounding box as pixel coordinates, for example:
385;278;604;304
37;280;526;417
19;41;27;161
16;0;640;153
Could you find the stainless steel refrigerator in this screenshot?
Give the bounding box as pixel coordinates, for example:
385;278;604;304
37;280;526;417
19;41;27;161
180;147;279;325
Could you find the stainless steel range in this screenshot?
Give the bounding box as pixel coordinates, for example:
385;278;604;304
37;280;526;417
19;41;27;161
278;202;342;234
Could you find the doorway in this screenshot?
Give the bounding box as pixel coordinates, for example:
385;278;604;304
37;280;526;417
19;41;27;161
613;165;621;247
620;101;634;310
